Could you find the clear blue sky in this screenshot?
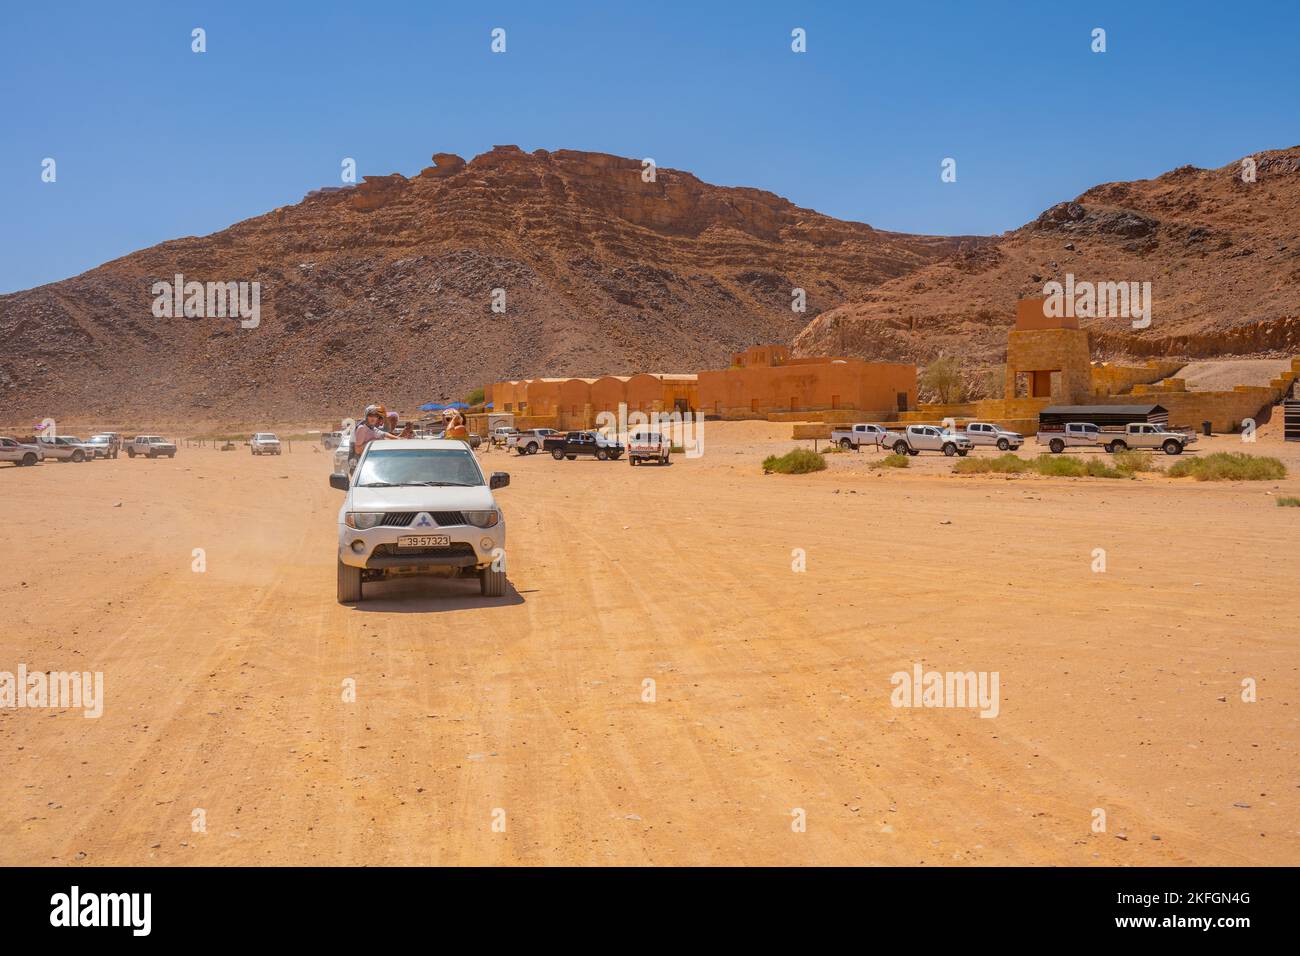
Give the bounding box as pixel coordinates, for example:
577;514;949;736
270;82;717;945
2;0;1296;293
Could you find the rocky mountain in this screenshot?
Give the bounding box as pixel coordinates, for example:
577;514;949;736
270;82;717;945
794;147;1300;392
0;146;978;421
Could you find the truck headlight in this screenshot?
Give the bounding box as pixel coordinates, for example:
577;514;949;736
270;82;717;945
464;510;500;528
345;512;384;530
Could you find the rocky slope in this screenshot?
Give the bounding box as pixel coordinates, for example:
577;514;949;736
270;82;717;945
794;147;1300;393
0;146;977;421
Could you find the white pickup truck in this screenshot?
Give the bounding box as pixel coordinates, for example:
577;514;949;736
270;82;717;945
507;428;558;455
830;423;889;450
963;421;1024;451
1036;422;1101;454
329;438;511;602
0;436;44;466
627;429;671;466
37;436;95;462
250;433;282;455
126;435;177;459
881;425;974;457
1101;422;1196;455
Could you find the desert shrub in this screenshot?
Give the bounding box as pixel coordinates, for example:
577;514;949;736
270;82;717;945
762;448;827;474
920;355;966;404
1276;496;1300;508
954;453;1124;478
1111;449;1156;473
873;453;910;469
1167;453;1286;481
670;444;684;454
952;453;1032;474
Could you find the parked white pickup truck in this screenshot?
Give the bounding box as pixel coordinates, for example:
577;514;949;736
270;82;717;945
830;423;889;450
37;436;94;462
126;435;177;459
507;428;558;455
0;436;44;466
627;429;671;466
1101;422;1196;455
882;425;974;457
251;433;282;455
1036;422;1101;454
963;421;1024;451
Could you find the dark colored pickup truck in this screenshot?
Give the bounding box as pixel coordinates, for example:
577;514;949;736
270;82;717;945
542;431;625;461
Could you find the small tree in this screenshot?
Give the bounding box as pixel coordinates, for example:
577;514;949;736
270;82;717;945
464;387;486;407
920;355;965;404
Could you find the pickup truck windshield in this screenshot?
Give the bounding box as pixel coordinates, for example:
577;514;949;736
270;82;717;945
356;447;484;487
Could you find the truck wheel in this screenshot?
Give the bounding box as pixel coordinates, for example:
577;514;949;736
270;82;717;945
552;448;565;460
1162;440;1183;455
1049;439;1065;454
71;449;85;462
996;438;1010;451
957;449;969;457
528;444;539;455
480;566;507;597
566;455;576;461
907;448;919;456
21;452;36;466
596;449;608;461
839;438;853;450
337;559;362;603
630;457;637;466
1107;441;1127;454
662;453;670;465
892;441;909;456
126;448;135;458
942;443;957;457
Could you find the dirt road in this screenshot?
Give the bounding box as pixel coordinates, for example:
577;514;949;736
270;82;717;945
2;423;1297;865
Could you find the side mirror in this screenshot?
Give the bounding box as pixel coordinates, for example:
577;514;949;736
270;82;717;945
329;473;349;491
489;472;510;490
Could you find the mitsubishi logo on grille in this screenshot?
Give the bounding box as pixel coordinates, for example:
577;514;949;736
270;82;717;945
411;512;435;528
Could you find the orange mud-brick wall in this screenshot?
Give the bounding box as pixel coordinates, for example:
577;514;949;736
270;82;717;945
1004;297;1092;403
699;346;916;419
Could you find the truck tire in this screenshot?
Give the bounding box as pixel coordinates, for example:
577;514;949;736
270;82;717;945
337;559;362;603
552;448;565;460
839;438;853;450
630;456;638;466
566;455;576;461
996;438;1010;451
662;453;670;465
942;443;957;457
1049;439;1065;454
957;449;969;457
595;449;609;461
892;441;909;456
480;566;507;597
528;444;539;455
1162;439;1183;455
907;448;919;456
1107;440;1127;454
71;449;85;462
126;447;135;458
21;452;36;466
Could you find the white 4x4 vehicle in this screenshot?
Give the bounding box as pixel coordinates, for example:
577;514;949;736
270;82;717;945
250;433;282;455
963;421;1024;451
0;437;43;466
330;439;511;603
37;436;94;462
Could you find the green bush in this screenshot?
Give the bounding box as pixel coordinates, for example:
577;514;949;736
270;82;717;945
1112;449;1156;473
1275;496;1300;507
873;453;910;469
953;453;1125;478
952;453;1032;474
1167;453;1286;481
762;448;827;475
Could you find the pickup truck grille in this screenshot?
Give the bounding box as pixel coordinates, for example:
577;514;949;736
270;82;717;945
379;511;467;527
371;543;476;559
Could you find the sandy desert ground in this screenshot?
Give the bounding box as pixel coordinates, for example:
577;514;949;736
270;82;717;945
1;421;1297;866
